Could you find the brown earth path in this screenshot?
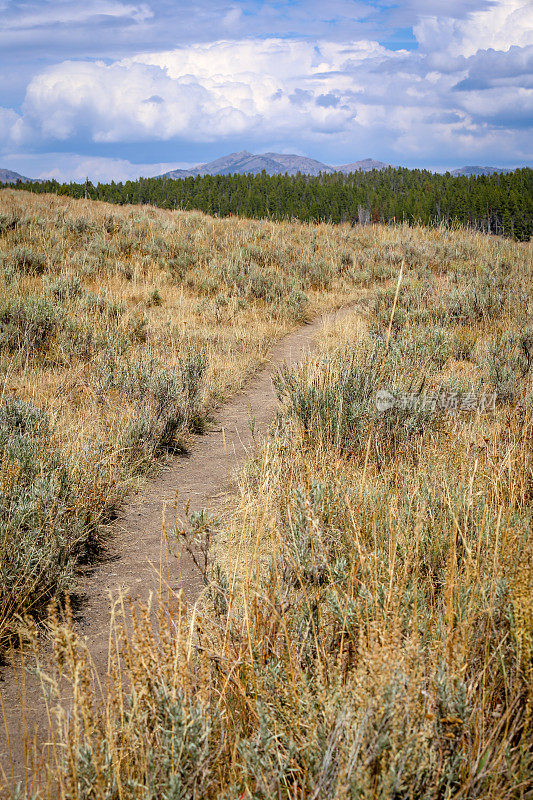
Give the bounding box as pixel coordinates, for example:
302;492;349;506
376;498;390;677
0;300;361;795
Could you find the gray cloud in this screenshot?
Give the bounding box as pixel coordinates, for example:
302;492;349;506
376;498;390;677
453;45;533;90
316;93;340;108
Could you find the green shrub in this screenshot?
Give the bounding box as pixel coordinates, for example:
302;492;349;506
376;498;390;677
112;352;208;464
0;400;81;635
84;292;125;321
44;273;84;300
166;251;197;281
0;264;16;285
0;294;62;353
60;319;100;360
0;211;20;234
451;328;477;361
66;216;93;235
299;258;333;290
443;284;504;323
127;310;149;343
285;289;309;321
247;265;289;301
8;245;46;275
479;329;533;401
147;288;163;307
274;344;437;462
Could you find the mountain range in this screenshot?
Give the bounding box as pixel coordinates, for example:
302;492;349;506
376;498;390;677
0;157;522;185
159;151;392;179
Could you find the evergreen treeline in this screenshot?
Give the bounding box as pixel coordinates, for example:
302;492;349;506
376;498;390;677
5;167;532;240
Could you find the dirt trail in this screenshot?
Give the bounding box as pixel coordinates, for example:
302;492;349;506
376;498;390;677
0;301;360;792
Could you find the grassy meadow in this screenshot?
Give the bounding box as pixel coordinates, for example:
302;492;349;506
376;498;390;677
1;188;532;798
0;187;367;648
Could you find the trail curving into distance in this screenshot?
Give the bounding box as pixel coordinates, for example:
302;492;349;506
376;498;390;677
0;300;361;792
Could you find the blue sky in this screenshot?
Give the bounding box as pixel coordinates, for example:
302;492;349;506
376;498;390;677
0;0;532;181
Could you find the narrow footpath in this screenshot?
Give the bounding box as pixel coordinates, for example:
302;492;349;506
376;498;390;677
0;301;360;793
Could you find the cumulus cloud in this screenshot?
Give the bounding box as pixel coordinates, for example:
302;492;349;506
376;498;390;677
20;40;390;143
0;0;531;167
414;0;533;57
453;45;533;90
449;44;533;130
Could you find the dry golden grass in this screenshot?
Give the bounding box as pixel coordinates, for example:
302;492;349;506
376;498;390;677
0;188;359;644
1;189;531;797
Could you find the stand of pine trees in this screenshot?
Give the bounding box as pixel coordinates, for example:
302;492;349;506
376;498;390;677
6;167;532;241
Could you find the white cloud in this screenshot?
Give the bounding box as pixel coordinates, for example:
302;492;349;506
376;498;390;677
455;85;533;127
1;0;153;30
415;0;533;57
0;105;21;144
0;152;195;182
19;39;397;145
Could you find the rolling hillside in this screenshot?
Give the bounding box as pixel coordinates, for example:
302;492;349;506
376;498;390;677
1;187;530;798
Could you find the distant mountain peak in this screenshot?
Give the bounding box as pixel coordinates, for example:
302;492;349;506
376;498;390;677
450;165;513;177
159;152;392;179
336;158;391;173
0;168;33;184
